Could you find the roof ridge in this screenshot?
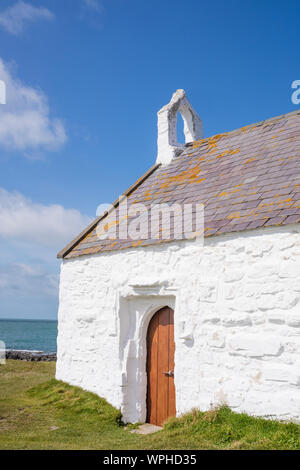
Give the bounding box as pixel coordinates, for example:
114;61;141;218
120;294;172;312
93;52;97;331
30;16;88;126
185;108;300;149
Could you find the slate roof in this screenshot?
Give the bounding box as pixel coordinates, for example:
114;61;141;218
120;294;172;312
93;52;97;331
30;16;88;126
58;110;300;259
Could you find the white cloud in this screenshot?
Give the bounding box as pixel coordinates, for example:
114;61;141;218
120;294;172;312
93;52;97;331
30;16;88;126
83;0;103;12
0;188;92;317
0;58;67;153
81;0;104;28
0;187;92;248
0;1;54;35
0;262;58;297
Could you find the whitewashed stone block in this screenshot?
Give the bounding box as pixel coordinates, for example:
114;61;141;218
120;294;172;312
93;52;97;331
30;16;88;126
229;334;282;357
248;264;277;279
279;262;300;278
224;269;244;283
222;313;252;327
207;331;225;348
286;312;300;327
268;311;286;324
264;366;300;384
198;283;217;303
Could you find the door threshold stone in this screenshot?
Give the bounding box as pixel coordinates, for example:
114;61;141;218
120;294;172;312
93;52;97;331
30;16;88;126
130;423;163;435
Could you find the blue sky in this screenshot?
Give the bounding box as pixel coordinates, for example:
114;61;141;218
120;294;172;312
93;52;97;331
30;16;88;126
0;0;299;319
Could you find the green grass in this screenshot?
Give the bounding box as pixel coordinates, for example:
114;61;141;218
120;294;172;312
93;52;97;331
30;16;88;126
1;360;300;449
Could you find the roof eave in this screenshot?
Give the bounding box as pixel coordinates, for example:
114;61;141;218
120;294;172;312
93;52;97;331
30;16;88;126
57;163;161;259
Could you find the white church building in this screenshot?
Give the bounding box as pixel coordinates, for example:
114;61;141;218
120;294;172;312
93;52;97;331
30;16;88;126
56;90;300;425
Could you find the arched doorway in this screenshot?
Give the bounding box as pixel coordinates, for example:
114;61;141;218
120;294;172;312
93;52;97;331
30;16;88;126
146;306;176;425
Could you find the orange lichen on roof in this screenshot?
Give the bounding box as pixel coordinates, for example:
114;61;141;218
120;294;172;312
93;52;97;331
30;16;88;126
216;148;240;159
230;187;242;195
216;186;243;199
228;212;241;219
245;157;255;164
260;198;292;209
131;240;143;247
206;134;227;153
192;133;227;152
192;138;205;149
159;166;202;188
103;219;118;231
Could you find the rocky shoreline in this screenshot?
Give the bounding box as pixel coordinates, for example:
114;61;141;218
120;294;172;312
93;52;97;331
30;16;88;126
5;350;56;362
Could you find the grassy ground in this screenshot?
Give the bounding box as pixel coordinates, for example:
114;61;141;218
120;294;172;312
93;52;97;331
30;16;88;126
1;360;300;450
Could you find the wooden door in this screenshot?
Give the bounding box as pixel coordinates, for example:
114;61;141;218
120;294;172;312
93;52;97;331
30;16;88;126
146;306;176;426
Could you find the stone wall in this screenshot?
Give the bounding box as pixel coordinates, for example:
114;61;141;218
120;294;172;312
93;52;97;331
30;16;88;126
6;350;56;361
56;223;300;423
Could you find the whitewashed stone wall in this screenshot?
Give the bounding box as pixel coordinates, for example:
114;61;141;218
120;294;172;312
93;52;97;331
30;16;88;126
56;223;300;423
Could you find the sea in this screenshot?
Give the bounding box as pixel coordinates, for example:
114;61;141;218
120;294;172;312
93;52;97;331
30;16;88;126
0;319;58;353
